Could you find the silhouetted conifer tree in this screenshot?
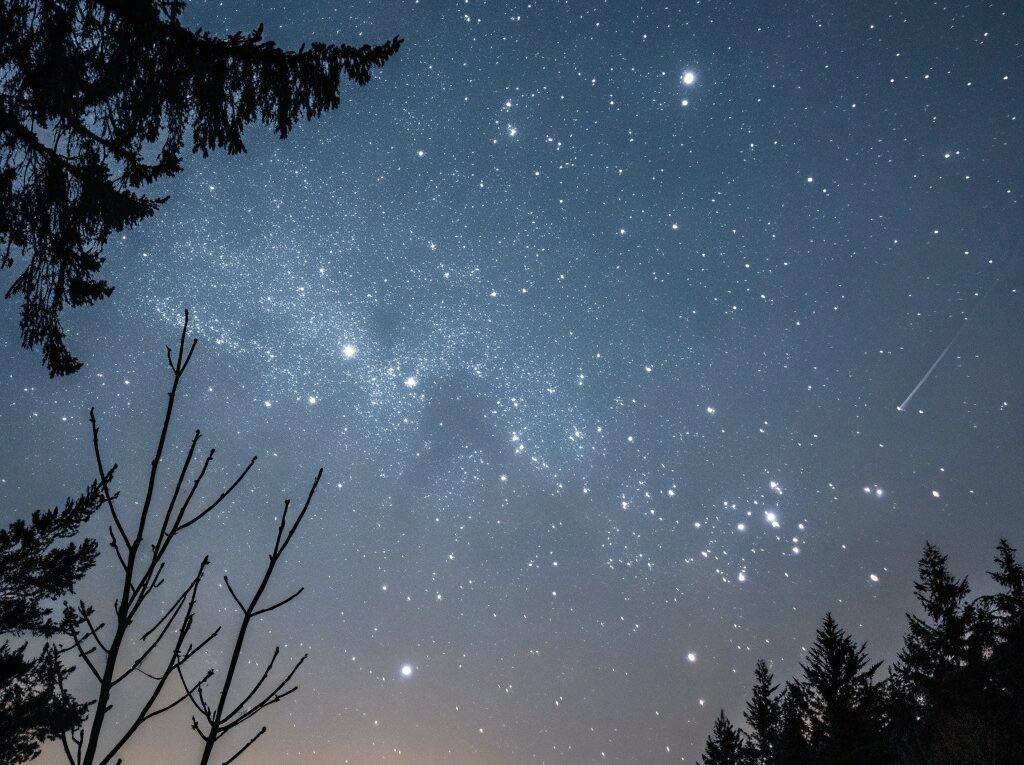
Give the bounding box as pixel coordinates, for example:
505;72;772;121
0;483;104;764
695;540;1024;765
798;613;882;765
0;0;401;375
743;659;780;765
893;542;989;719
701;710;749;765
986;540;1024;708
775;681;811;765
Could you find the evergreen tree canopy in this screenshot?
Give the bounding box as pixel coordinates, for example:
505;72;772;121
743;659;780;765
694;541;1024;765
894;542;987;713
0;481;103;764
0;0;402;375
701;710;748;765
774;682;811;765
986;540;1024;709
798;613;882;763
988;540;1024;643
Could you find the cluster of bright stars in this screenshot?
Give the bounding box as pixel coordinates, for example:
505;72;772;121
681;69;696;106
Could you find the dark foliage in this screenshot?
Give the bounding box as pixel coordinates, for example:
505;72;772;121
743;660;780;765
0;483;104;764
984;541;1024;709
774;682;810;765
701;710;749;765
695;540;1024;765
0;0;401;375
799;614;883;764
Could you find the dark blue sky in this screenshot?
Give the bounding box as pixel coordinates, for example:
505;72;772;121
3;1;1023;762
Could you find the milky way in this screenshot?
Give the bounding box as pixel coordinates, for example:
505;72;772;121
2;1;1023;763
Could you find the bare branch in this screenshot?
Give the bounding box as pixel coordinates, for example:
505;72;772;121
191;470;321;765
252;587;304;617
154;428;202;552
221;726;267;765
177;627;221;666
223;577;245;611
176;663;216;719
225;653;307;729
139;575;197;641
177;456;257;532
89;410;126;548
224;646;279;721
107;527;127;571
76;604;109;654
224;682;301;732
68;629;103;683
276;469;323;558
114;580;195;685
159;448;215;548
98;560;209;765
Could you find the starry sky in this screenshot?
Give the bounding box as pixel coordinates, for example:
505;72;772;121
3;1;1024;763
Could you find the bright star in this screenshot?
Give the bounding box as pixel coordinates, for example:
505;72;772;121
682;71;696;85
401;664;413;677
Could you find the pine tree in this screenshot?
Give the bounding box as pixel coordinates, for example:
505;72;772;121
0;483;104;764
894;542;987;715
743;660;780;765
701;710;749;765
799;613;882;764
0;0;401;375
775;681;810;765
986;540;1024;710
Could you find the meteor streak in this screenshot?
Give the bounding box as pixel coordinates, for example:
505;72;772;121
897;332;962;412
897;277;1001;412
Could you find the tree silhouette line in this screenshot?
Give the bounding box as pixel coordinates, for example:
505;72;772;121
1;0;401;376
700;541;1024;765
1;314;323;765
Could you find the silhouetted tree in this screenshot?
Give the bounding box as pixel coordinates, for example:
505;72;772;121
798;613;883;765
63;313;243;765
0;484;103;764
985;540;1024;708
701;710;749;765
893;706;1019;765
775;681;811;765
0;0;401;375
181;468;322;765
36;312;324;765
892;542;989;720
743;660;780;765
695;540;1024;765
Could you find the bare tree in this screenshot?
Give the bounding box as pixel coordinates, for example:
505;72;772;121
62;312;258;765
181;468;323;765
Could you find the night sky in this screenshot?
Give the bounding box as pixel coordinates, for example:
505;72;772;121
3;1;1024;763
